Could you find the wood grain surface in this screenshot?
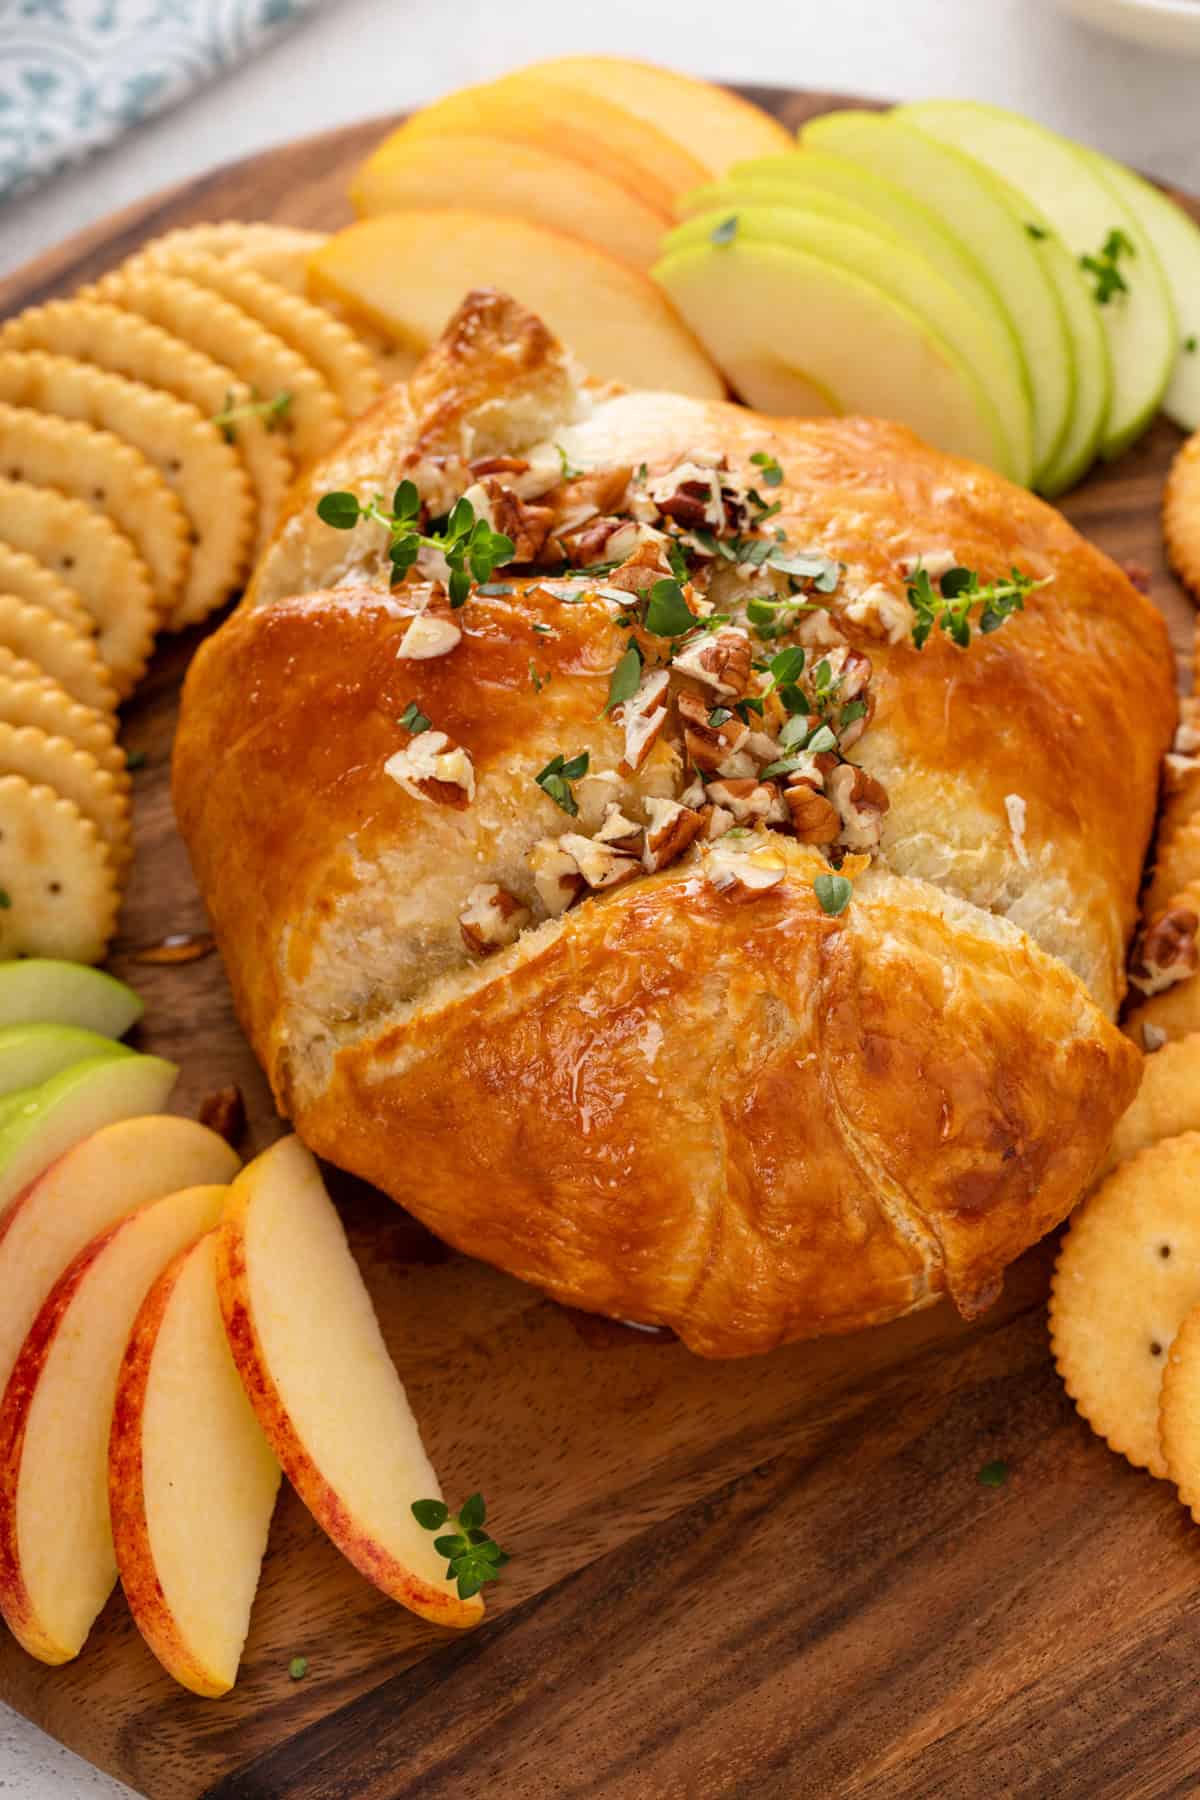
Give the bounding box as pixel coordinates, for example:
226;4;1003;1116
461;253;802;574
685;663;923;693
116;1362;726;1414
0;87;1196;1800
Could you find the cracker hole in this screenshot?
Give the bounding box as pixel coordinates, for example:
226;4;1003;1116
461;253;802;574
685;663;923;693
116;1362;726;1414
167;458;182;474
1151;1341;1163;1358
60;555;74;570
92;487;106;503
47;880;61;895
7;467;21;481
1161;1244;1172;1259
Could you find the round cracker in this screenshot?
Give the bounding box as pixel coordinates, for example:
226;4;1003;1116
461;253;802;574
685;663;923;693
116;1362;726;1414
1161;752;1200;854
0;299;291;556
0;721;130;870
0;666;122;778
1159;1303;1200;1517
1110;1034;1200;1169
127;247;380;419
0;594;115;715
135;224;327;294
318;297;419;388
0;350;252;630
1145;810;1200;919
0;539;93;642
0;402;188;620
0;477;156;697
1050;1132;1200;1477
1125;963;1200;1052
1165;429;1200;603
87;268;343;469
0;773;118;964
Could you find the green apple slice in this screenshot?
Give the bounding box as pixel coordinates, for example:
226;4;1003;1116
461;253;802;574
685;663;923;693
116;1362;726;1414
1085;149;1200;432
0;1052;178;1217
653;239;1010;472
1028;212;1112;495
0;1023;132;1098
796;115;1071;484
897;99;1175;460
682;176;901;245
663;206;1030;483
0;959;142;1038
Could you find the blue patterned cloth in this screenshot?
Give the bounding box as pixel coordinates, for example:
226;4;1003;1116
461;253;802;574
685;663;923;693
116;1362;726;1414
0;0;323;204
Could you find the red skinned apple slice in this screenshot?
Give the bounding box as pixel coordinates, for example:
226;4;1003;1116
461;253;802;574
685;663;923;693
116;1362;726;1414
110;1232;280;1696
215;1136;483;1629
0;1114;241;1403
0;1184;227;1662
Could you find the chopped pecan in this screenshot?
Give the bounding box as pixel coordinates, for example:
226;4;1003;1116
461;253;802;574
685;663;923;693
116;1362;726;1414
383;730;475;806
615;667;670;772
529;838;585;915
642;796;704;871
784;785;840;844
705;778;788;825
561;515;628;566
676;689;749;774
1129;907;1200;997
672;628;753;698
604;535;673;594
470;455;531;478
826;763;889;850
842;582;911;646
704;838;787;900
460;883;531;955
555;465;634;535
484;483;557;564
198;1084;246;1146
698;802;737;841
595;802;644;855
559;832;641;891
397;611;462;660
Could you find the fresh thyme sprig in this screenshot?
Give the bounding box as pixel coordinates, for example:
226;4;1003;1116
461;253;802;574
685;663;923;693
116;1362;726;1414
750;450;784;488
906;563;1047;650
535;749;589;816
814;872;853;916
411;1494;509;1601
316;482;515;605
210;387;292;443
1079;228;1135;305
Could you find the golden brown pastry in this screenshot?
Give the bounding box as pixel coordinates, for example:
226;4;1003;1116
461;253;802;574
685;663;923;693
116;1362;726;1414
175;290;1174;1356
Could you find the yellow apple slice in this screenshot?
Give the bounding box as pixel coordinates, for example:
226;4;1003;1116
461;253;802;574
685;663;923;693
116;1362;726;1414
526;56;792;177
110;1232;280;1696
308;210;724;400
351;131;668;270
0;1114;240;1417
0;1183;226;1662
395;71;706;217
215;1136;482;1630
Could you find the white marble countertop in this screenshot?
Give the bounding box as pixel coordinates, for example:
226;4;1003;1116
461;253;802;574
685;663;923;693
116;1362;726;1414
1;0;1199;1791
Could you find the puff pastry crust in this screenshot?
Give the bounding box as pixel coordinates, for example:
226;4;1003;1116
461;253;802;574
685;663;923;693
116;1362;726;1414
175;291;1174;1355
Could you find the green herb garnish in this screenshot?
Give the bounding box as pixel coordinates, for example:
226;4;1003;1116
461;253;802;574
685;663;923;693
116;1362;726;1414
605;639;644;713
1186;335;1198;354
977;1460;1008;1488
711;215;738;247
1080;227;1135;305
529;660;545;693
125;748;147;771
316;484;514;605
0;889;11;910
556;443;582;481
399;701;431;735
643;578;695;637
1025;222;1048;241
411;1493;510;1600
750;450;784;488
210;387;292;442
814;873;853;916
535;749;589;816
906;563;1045;650
288;1656;308;1680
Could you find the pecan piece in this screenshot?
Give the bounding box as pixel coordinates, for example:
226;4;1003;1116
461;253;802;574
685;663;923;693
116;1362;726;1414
705;778;788;825
604;536;673;594
676;689;749;774
460;883;531;955
703;839;787;900
383;730;475;805
469;455;531;478
529;839;585;915
784;785;840;844
554;465;634;535
615;667;670;772
672;628;753;698
1129;907;1200;997
826;763;889;850
397;611;462;660
485;483;557;564
642;796;704;871
559;833;641;892
198;1084;245;1146
595;802;644;856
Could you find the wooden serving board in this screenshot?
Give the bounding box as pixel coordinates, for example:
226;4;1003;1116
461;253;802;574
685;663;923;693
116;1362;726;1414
1;87;1197;1800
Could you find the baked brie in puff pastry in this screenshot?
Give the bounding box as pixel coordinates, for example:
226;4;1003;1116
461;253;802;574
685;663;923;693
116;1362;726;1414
175;290;1175;1356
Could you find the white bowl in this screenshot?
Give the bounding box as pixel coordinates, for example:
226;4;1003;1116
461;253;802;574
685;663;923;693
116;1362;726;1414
1058;0;1200;54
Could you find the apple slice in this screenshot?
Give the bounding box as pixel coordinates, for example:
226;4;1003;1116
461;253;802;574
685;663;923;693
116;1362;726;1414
1087;148;1200;432
0;958;141;1037
897;99;1175;459
352;132;668;270
654;238;1007;470
110;1232;279;1696
0;1052;177;1218
309;211;724;400
216;1135;482;1629
525;55;792;176
396;72;706;218
663;205;1031;483
0;1113;240;1402
0;1183;226;1662
1027;210;1111;495
0;1021;130;1097
795;115;1073;485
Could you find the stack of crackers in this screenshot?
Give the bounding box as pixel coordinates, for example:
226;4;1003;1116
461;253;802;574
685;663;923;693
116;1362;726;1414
0;222;388;966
